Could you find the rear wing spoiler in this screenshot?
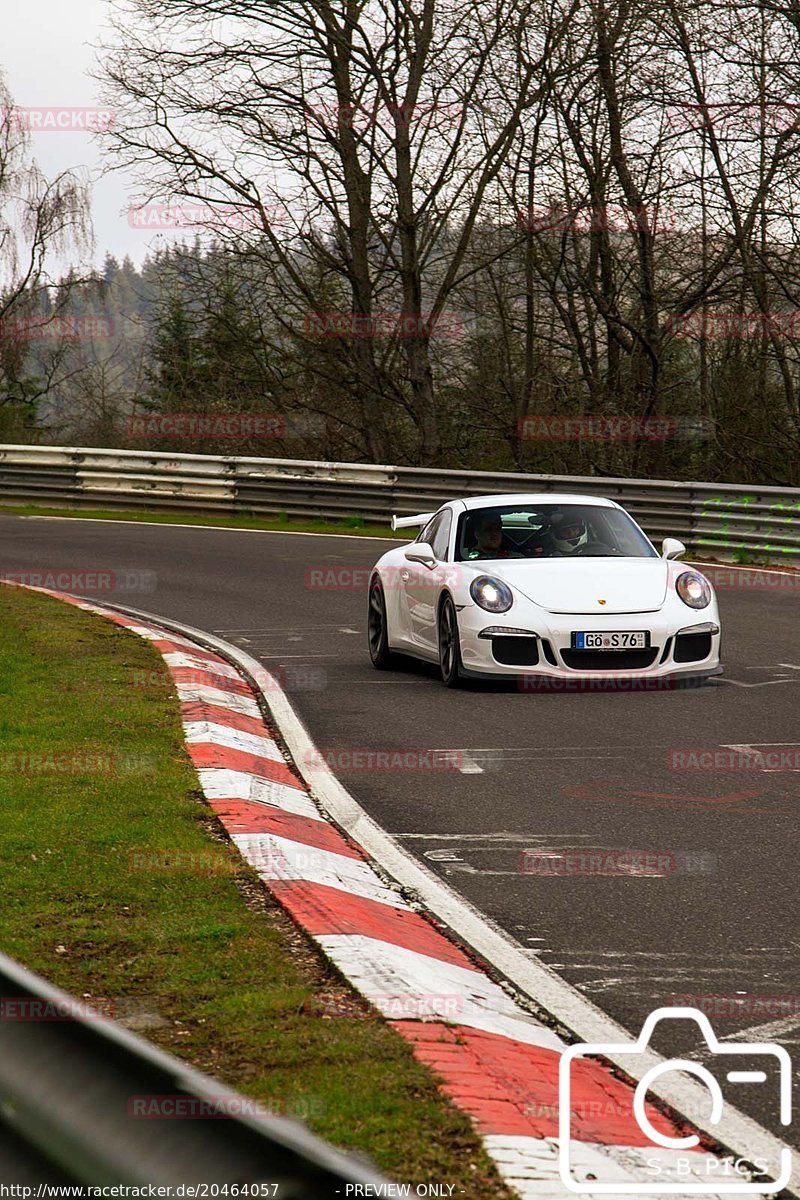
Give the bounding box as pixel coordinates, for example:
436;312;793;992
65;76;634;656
391;511;435;531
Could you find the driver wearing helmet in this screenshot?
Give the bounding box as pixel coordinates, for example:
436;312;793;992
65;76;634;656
550;512;589;555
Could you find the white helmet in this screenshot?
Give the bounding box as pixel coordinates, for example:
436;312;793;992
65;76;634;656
552;513;589;554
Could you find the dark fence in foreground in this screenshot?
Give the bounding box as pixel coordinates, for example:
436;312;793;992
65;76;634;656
0;951;392;1191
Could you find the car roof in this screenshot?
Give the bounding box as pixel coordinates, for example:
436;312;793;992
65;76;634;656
453;493;621;511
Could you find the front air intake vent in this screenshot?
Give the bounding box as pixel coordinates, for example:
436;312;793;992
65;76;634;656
491;636;540;667
673;632;712;663
561;648;659;671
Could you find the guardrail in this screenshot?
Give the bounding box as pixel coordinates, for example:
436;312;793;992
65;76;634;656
0;951;393;1190
1;443;799;561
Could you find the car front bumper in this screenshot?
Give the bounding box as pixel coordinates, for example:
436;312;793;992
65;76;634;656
456;603;722;683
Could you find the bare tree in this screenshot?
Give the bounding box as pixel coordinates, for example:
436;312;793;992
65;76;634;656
663;0;800;429
98;0;573;463
0;73;92;434
486;0;800;479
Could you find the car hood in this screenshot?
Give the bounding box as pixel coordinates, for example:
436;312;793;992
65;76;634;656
471;557;670;614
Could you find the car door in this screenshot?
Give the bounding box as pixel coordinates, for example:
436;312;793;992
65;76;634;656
403;510;452;653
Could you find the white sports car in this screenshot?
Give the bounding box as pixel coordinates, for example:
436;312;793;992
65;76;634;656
367;493;722;688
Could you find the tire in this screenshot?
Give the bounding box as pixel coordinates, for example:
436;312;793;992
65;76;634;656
438;594;464;688
368;576;399;669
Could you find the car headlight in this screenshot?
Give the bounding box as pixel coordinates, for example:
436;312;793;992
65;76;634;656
470;575;513;613
676;570;711;609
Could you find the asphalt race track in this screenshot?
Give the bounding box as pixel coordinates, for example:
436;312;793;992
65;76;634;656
3;514;798;1150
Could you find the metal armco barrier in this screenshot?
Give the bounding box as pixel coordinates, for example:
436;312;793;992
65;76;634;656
1;443;799;560
0;952;393;1191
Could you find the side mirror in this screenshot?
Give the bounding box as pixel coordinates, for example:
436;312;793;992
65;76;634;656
662;537;686;561
405;542;437;568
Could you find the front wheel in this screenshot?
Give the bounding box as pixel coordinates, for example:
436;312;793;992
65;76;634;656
438;595;464;688
368;577;399;669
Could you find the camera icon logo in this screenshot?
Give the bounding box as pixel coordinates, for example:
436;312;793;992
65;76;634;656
559;1007;792;1194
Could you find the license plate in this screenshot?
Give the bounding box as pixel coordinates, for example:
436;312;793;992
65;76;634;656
572;631;649;650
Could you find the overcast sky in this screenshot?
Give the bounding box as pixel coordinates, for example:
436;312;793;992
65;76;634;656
5;0;190;270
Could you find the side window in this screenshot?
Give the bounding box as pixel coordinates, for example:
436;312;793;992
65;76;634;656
418;512;442;546
431;510;452;561
456;513;471;561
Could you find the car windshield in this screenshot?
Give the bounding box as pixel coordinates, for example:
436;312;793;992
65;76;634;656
455;503;658;561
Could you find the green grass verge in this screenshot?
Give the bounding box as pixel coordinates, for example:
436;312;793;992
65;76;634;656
0;504;405;539
0;585;511;1195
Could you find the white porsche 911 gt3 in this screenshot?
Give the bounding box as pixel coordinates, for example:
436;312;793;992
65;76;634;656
367;493;722;688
